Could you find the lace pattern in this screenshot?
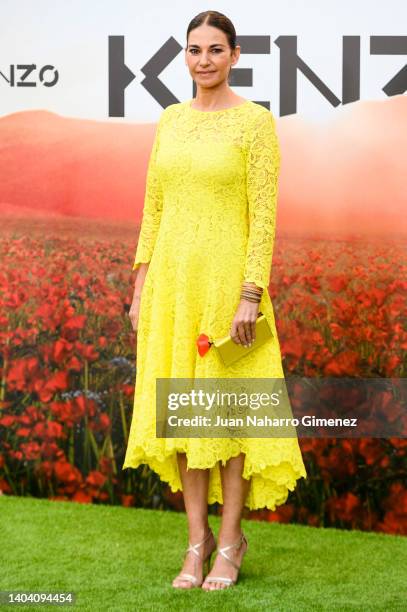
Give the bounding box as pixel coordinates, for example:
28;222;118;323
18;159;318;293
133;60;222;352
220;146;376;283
132;110;168;270
243;111;281;289
124;99;307;510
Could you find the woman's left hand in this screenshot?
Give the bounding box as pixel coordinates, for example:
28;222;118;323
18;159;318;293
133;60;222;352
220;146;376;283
230;299;260;347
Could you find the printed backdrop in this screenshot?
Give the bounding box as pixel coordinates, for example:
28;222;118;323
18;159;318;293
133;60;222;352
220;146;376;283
0;1;406;533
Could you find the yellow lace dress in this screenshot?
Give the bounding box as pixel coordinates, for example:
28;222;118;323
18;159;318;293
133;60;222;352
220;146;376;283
122;98;307;510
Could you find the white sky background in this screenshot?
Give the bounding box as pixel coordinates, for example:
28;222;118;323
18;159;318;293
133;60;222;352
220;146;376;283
0;0;405;124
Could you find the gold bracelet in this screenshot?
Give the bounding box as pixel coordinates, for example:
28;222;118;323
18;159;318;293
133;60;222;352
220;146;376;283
242;284;263;293
240;294;261;303
241;291;262;297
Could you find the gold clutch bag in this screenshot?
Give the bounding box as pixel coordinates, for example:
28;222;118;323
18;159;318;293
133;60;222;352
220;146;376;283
197;312;273;367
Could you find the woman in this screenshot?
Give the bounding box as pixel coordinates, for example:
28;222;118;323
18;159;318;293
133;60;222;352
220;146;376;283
123;10;307;591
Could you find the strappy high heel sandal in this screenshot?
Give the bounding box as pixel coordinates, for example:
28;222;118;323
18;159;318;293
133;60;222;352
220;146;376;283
202;531;248;589
172;528;216;589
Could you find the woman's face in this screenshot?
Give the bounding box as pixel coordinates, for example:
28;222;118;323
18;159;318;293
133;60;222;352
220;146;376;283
185;23;240;87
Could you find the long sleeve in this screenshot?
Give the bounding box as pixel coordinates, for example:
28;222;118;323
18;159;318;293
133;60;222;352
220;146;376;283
243;110;281;290
132;114;165;271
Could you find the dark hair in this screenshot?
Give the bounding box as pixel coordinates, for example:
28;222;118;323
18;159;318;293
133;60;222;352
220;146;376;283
186;10;237;50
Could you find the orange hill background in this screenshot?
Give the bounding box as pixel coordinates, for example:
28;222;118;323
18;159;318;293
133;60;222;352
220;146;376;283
0;94;405;237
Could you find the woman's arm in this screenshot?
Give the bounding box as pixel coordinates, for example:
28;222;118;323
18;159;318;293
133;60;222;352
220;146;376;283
129;111;166;332
243;110;281;290
132;112;166;272
231;110;281;346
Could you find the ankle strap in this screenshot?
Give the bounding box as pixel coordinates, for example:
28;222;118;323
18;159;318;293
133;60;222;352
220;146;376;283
218;532;246;554
187;528;213;559
217;532;247;570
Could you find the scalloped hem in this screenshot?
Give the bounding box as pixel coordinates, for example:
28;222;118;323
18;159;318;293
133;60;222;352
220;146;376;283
122;441;307;511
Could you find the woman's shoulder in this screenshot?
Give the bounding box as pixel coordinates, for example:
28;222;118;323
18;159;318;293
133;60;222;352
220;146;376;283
160;100;188;118
245;101;277;123
153;101;187;129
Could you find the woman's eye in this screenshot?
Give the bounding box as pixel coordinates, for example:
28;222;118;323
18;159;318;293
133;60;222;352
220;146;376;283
189;49;222;54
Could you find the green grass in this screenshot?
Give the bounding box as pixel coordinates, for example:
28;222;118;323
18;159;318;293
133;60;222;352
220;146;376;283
1;495;406;611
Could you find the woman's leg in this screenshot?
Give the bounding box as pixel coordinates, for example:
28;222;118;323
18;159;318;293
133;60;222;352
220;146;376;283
202;453;250;590
172;452;216;588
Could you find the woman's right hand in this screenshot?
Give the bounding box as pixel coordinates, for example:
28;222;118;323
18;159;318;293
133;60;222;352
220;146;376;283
129;292;141;332
128;263;149;333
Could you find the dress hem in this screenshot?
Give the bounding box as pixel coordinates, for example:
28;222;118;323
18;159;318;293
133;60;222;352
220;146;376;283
122;441;307;511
